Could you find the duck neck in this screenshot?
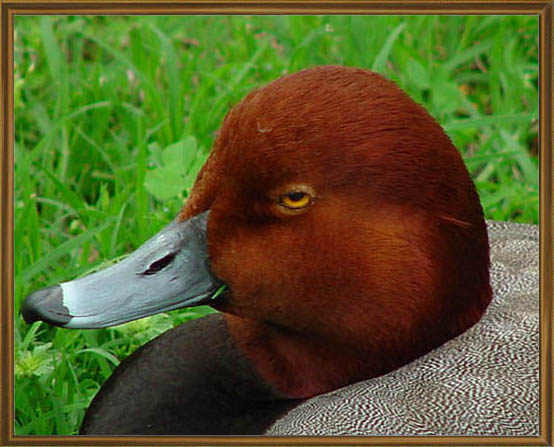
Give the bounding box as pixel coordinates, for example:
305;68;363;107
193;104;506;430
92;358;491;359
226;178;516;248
225;314;406;399
81;314;300;435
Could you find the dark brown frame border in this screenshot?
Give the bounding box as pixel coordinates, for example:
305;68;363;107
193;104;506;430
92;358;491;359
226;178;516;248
1;2;552;446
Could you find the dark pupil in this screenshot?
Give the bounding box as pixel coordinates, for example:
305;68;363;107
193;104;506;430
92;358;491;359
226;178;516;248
287;192;306;201
143;253;176;276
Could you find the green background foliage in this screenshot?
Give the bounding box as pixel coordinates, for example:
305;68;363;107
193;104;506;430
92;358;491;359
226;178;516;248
14;15;538;434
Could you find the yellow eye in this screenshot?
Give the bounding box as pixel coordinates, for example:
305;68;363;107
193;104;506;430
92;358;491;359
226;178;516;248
280;191;311;209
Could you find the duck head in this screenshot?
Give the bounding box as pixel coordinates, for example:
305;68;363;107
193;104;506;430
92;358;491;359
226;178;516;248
23;66;492;399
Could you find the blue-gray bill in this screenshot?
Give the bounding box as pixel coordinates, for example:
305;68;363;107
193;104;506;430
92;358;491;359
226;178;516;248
22;211;223;329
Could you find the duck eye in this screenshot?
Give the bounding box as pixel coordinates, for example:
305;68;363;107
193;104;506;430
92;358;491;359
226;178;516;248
280;191;311;209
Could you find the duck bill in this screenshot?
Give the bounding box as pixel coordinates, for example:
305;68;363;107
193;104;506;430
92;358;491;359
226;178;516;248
22;212;221;329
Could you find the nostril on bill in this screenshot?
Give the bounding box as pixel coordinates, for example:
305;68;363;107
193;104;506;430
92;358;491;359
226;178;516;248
142;253;176;276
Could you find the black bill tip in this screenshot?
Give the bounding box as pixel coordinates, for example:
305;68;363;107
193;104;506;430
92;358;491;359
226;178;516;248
22;285;71;326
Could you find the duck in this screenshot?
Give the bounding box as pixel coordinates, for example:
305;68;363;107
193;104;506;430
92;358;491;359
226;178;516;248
22;65;539;436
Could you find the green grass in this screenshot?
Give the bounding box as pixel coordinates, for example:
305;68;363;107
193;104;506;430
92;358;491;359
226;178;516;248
14;15;538;435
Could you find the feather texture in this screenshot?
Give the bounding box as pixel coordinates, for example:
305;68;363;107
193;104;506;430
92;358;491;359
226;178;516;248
267;220;539;436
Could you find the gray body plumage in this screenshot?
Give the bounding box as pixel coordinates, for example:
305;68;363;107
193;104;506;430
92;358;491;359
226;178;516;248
267;220;539;436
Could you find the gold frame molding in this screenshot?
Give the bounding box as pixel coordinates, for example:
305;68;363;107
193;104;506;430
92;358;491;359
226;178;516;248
1;2;552;446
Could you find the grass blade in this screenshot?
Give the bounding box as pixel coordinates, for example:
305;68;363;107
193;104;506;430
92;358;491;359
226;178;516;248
19;219;113;284
371;23;406;73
